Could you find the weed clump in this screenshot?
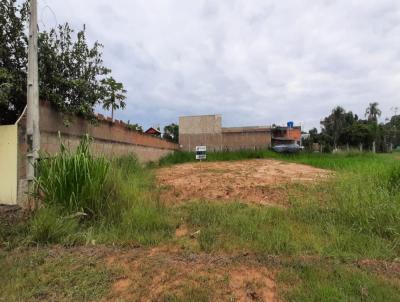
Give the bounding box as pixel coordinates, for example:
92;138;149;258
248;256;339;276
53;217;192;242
36;135;110;219
31;136;173;246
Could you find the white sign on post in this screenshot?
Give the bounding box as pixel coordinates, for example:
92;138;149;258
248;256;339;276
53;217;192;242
195;146;207;160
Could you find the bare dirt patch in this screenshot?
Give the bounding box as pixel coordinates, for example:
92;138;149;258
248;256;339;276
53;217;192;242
229;266;277;302
102;246;280;302
157;159;330;206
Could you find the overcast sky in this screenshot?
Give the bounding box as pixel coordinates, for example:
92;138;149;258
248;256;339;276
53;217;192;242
37;0;400;131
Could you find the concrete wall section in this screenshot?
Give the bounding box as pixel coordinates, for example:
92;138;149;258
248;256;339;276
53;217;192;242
179;115;223;151
0;125;18;205
179;133;223;152
179;115;272;152
38;133;174;162
222;128;271;151
179;115;222;134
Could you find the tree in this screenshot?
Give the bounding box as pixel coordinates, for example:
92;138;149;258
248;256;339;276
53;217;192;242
365;102;381;123
38;24;113;119
384;115;400;147
101;77;127;121
126;121;143;132
163;123;179;143
320;106;347;149
364;102;382;152
0;0;28;124
0;0;125;124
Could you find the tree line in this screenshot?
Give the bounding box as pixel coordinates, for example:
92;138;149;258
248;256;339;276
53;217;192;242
304;102;400;152
0;0;127;124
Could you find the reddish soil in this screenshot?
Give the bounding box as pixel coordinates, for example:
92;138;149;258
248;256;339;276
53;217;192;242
157;159;330;206
102;246;280;302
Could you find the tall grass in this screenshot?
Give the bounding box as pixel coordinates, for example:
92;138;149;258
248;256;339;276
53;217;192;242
31;136;174;246
36;135;110;218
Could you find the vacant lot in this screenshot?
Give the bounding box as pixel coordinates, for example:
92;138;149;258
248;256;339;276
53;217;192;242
157;159;330;206
1;150;400;301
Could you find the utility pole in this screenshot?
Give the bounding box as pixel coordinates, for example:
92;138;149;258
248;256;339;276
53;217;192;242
26;0;40;199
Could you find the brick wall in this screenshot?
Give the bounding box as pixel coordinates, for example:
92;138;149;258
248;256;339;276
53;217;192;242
17;102;179;180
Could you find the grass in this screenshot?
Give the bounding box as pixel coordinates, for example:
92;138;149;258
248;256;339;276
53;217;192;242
0;248;117;302
278;261;400;301
29;136;175;246
158;149;395;171
2;140;400;300
178;154;400;258
36;134;110;219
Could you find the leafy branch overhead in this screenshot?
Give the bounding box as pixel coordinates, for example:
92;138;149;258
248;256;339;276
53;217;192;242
0;0;126;124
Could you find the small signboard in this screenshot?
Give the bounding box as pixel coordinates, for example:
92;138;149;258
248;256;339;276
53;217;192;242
196;146;207;160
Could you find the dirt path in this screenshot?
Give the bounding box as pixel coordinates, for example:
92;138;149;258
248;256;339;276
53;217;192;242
157;159;330;206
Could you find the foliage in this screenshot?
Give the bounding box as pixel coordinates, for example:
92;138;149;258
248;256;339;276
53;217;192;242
38;23;115;119
365;101;382;123
163;123;179;143
33;138;173;245
0;1;125;124
126;121;143;132
320;106;349;148
0;0;28;124
101;77;127;120
308;102;399;152
35;135;110;219
384;114;400;147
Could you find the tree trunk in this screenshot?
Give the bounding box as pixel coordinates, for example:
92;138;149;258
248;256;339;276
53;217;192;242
372;141;376;153
111;106;114;122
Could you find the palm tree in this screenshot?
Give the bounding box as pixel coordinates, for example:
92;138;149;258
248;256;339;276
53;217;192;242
365;102;382;152
101;77;127;121
365;102;381;123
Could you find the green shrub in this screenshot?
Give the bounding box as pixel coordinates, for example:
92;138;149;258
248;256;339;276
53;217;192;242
36;135;110;219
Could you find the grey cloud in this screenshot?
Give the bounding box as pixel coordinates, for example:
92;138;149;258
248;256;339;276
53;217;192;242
38;0;400;130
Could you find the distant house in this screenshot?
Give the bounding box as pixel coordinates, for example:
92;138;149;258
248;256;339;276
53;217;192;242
272;126;302;146
145;127;161;137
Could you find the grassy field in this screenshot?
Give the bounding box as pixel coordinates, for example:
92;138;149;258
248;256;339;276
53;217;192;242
158;149;397;170
1;144;399;301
